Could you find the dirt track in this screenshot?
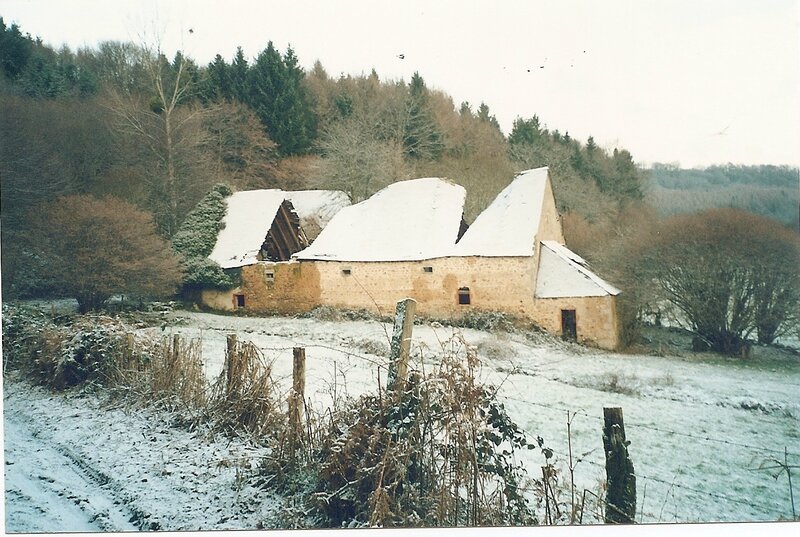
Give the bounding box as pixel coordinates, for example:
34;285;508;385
4;405;139;532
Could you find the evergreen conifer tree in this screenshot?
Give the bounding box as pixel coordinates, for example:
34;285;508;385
402;72;443;159
245;42;316;155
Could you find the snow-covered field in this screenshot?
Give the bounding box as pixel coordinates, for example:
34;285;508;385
4;308;800;530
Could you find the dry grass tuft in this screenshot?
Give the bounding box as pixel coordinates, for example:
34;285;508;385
208;337;286;438
143;335;207;411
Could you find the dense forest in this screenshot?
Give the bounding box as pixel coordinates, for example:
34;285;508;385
647;163;799;227
2;18;798;351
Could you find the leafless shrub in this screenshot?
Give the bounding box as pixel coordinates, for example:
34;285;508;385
476;337;517;360
304;306;381;323
650;371;675;387
597;372;641;396
265;332;548;528
350;338;389;357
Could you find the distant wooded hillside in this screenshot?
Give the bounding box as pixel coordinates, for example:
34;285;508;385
646;164;799;228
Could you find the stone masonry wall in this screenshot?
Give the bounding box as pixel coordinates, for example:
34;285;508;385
531;294;620;350
200;255;620;350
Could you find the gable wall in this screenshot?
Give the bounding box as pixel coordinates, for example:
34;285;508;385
200;261;321;314
530;176;565;294
537;177;566;243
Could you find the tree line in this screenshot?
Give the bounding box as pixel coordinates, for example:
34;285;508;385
647;163;799;227
2;18;797;355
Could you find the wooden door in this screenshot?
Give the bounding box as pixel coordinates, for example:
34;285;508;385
561;309;577;342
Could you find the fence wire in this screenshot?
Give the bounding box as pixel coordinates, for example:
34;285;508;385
189;329;796;522
499;394;793;457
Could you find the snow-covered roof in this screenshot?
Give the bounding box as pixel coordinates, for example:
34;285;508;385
208;190;286;269
453;167;548;257
535;240;621;298
208;189;350;269
294;178;467;262
284;190;351;241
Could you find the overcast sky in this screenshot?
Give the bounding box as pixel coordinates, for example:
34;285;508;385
3;0;799;168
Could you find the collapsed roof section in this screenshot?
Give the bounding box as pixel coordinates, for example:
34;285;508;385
535;240;621;298
284;190;351;242
294;178;468;262
208;189;350;269
208;190;286;269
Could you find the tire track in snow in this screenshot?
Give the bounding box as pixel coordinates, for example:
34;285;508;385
4;411;140;533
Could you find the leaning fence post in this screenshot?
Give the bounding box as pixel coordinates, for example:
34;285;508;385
289;347;306;460
388;298;416;393
125;333;135;371
602;407;636;524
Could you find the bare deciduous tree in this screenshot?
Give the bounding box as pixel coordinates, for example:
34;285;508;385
103;45;211;235
631;208;800;355
201;101;280;191
318;115;409;202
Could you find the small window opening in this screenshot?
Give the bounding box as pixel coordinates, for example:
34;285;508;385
265;271;275;281
234;294;246;308
423;266;433;273
342;268;352;276
457;287;471;305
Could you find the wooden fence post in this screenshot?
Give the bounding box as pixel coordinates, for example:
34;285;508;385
289;347;306;460
125;333;135;371
170;334;181;373
602;407;636;524
388;298;416;393
225;334;237;397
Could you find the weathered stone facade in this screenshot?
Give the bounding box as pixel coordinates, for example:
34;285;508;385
199;168;622;350
201;254;621;350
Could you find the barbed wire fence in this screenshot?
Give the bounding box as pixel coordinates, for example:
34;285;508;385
174;321;797;525
499;394;798;523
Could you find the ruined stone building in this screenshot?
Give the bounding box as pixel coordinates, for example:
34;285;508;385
200;167;621;349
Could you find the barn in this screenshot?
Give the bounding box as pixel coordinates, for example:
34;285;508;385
200;167;621;349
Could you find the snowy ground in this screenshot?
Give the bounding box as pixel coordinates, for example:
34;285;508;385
3;376;283;532
4;308;800;530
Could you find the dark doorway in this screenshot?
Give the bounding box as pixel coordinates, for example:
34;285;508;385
561;309;577;342
235;294;246;308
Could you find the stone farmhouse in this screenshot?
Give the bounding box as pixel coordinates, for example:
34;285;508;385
200;167;622;349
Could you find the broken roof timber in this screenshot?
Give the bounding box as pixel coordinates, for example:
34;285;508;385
208;189;349;269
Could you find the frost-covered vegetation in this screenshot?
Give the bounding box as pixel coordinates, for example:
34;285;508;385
4;306;799;529
3;304;555;529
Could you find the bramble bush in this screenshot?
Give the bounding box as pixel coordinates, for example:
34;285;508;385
263;333;549;528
